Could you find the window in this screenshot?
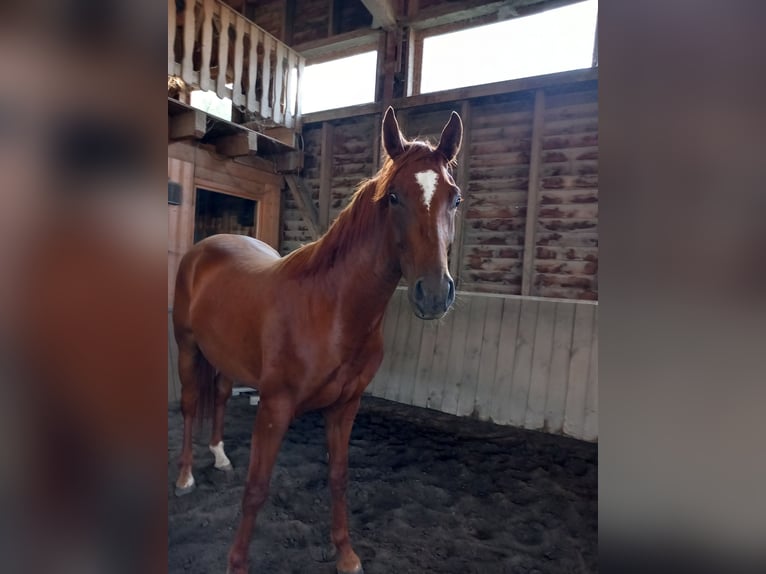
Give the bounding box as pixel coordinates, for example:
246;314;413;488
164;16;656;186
420;0;598;94
300;51;378;114
194;188;257;243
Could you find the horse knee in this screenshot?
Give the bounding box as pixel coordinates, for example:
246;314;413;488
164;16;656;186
180;393;198;417
242;481;269;511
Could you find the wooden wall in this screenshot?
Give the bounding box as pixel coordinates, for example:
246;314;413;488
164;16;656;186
368;289;598;441
168;141;283;307
280;115;378;254
167;289;598;441
535;87;599;299
284;76;598;300
271;73;599;442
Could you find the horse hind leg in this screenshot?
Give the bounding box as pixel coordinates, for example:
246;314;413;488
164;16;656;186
209;374;234;472
175;340;217;496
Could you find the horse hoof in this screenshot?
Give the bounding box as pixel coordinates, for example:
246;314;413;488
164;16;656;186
215;463;234;472
174;483;196;497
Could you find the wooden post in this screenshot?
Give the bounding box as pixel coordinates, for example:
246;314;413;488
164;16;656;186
592;18;599;67
168;0;176;76
283;0;296;44
182;0;196;84
330;0;343;36
273;43;286;124
318;122;335;232
284;50;297;128
408;31;423;96
372;111;382;173
379;29;399;108
295;56;305;130
261;34;273;119
232;17;246;107
247;24;261;113
520;89;546;296
450;100;470;286
284;175;320;239
216;8;231;99
201;0;214;91
374;30;388;105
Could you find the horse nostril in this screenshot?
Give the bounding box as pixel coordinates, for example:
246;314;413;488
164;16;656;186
447;278;455;306
415;279;425;303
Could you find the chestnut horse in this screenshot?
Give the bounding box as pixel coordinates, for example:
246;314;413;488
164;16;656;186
172;107;463;574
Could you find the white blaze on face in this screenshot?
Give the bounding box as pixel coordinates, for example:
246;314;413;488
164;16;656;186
415;170;439;211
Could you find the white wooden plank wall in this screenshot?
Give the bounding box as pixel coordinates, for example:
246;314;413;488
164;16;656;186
366;289;598;441
167;290;598;440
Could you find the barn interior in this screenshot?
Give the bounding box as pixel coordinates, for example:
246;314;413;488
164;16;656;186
168;0;598;440
168;1;597;571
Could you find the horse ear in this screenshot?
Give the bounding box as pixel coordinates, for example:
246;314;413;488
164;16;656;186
382;106;406;160
437;111;463;162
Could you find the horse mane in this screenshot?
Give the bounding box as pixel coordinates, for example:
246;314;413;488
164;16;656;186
280;140;437;277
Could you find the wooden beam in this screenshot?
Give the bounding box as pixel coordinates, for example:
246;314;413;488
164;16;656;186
408;28;423;96
450;100;471;287
318;122;335;232
399;68;596;111
283;0;296;44
592;17;599;67
303;102;381;124
371;111;382;173
520;89;546;296
169;109;207;140
301;68;597;124
409;0;508;30
273;151;303;173
168;0;176;75
361;0;397;30
284;175;320;239
293;29;382;63
213;131;258;157
261;126;298;148
330;0;344;36
380;28;399;107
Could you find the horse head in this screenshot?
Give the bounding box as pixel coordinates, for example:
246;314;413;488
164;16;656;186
379;107;463;320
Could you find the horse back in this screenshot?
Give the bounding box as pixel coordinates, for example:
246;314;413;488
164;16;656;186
173;234;280;336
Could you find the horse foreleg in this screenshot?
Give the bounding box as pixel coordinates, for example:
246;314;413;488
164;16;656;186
209;375;234;471
324;395;364;574
227;396;293;574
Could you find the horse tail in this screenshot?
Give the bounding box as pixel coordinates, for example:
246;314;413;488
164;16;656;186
194;350;217;429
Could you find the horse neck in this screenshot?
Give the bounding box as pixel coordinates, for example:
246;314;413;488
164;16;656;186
306;183;401;321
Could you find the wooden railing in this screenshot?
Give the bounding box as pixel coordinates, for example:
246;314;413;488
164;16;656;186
168;0;304;129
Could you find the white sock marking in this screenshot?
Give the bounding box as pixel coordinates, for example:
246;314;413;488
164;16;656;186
415;170;439;210
210;441;232;469
178;474;195;489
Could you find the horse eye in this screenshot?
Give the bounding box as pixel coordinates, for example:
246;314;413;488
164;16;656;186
389;192;399;205
454;195;463;208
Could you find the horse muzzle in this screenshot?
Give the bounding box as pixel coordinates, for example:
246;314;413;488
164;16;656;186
408;273;455;320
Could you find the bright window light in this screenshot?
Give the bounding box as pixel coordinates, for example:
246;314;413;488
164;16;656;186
190;84;233;121
301;51;377;114
420;0;598;94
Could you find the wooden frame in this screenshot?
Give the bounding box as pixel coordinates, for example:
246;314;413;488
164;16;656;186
168;140;282;307
405;0;598;97
303;67;597;124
